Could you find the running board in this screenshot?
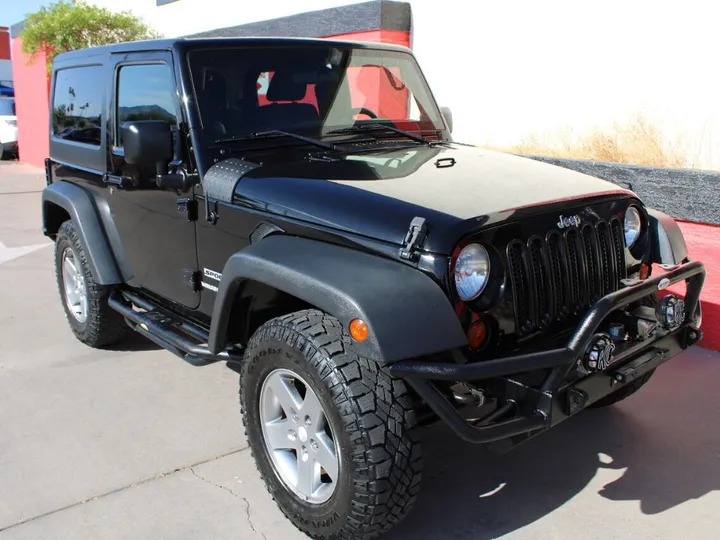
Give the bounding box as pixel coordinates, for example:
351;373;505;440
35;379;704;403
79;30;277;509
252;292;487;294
108;291;241;367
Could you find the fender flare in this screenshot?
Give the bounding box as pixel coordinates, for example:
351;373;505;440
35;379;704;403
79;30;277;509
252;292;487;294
42;181;122;285
208;235;467;363
647;208;689;265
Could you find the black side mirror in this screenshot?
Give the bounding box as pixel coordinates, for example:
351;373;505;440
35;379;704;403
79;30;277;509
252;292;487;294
121;120;198;191
121;120;173;170
440;106;453;134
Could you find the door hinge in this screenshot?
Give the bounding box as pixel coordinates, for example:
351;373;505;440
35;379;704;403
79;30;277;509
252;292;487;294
177;198;198;221
399;216;428;262
204;197;219;225
183;269;201;292
44;158;53;186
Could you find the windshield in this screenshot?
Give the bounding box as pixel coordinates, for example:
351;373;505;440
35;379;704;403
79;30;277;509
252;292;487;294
187;45;446;142
0;98;15;116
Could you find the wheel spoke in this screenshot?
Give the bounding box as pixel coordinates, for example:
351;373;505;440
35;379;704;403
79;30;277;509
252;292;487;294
296;452;319;497
300;389;325;428
65;288;79;305
264;419;297;451
314;432;338;481
60;247;88;324
267;375;303;418
64;257;79;279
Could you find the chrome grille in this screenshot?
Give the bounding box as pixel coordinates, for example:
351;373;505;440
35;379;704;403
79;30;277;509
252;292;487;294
507;218;626;336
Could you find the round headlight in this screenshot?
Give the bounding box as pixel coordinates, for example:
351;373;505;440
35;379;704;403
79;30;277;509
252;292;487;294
454;244;491;301
624;206;642;248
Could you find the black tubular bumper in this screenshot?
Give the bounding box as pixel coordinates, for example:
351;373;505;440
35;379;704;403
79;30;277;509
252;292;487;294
389;260;706;446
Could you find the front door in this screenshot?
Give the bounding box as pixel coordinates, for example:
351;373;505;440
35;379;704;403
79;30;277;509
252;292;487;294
104;51;200;308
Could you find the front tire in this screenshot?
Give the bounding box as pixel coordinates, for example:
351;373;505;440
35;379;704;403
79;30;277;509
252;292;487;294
54;220;129;348
240;309;422;540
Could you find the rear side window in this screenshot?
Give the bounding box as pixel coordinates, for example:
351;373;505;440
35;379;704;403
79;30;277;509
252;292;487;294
52;66;103;146
116;63;177;147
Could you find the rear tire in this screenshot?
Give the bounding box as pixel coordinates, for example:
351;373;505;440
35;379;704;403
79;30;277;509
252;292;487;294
54;220;129;348
239;309;422;540
589;369;655;408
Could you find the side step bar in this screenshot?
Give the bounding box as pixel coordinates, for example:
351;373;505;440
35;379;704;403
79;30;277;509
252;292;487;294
108;291;242;367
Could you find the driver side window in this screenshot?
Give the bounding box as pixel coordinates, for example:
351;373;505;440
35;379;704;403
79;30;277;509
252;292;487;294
116;63;177;148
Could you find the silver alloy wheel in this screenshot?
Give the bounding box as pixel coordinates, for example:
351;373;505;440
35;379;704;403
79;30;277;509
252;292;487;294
61;246;88;323
259;368;340;504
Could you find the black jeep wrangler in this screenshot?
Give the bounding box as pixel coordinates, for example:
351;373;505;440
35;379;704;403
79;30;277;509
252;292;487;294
42;37;705;539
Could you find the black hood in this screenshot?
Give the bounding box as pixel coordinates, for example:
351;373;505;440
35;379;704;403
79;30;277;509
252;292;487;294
233;144;634;253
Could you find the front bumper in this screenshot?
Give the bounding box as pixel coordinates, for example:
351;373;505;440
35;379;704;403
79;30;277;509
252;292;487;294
390;260;706;447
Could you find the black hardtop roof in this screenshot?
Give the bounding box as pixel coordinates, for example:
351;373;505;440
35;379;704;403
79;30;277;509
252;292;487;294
52;36;413;66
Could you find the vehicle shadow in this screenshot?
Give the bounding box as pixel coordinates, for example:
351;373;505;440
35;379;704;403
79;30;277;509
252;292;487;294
103;331;163;352
389;349;720;539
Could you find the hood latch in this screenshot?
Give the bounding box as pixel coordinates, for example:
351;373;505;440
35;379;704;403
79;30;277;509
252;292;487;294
399;217;428;262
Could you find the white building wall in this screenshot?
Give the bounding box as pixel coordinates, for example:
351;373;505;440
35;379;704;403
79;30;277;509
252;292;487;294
92;0;720;169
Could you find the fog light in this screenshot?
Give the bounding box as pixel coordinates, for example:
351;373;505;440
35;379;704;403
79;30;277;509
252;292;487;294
584;333;616;371
658;295;686;330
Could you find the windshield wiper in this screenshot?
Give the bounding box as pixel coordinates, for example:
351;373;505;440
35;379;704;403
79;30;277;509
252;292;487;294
215;130;337;151
327;122;433;146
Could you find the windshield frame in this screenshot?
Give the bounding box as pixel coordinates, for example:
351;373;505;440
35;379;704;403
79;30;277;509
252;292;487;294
181;40;451;152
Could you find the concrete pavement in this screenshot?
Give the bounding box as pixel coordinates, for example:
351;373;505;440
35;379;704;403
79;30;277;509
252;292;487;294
1;160;719;539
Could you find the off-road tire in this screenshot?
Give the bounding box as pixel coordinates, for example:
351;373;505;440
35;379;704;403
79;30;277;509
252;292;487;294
589;369;655;408
239;309;423;540
54;220;129;348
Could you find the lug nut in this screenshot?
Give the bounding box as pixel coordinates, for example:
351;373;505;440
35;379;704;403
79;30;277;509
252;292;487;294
304;415;311;426
288;429;297;441
301;446;309;462
310;439;318;451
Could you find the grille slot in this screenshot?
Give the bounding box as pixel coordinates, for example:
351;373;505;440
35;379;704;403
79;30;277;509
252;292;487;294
507;218;626;336
546;231;571;321
610;218;627;287
507;241;532;333
597;221;614;295
581;224;600;303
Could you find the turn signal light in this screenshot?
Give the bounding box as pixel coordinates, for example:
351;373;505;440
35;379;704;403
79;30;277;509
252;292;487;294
467;320;488;349
349;318;369;342
639;263;651;280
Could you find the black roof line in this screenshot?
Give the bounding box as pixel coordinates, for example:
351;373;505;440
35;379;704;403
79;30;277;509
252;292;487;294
51;36;413;65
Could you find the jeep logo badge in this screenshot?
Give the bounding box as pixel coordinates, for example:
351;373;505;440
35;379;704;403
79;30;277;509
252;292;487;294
557;214;582;228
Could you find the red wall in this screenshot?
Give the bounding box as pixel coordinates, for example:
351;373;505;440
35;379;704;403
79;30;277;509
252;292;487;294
667;221;720;351
324;29;411;47
324;29;412;122
11;36;50;168
0;27;10;60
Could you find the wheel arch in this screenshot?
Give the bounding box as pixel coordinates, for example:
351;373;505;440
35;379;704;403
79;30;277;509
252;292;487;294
208;235;467;364
42;182;123;285
224;279;316;349
647;208;689;265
